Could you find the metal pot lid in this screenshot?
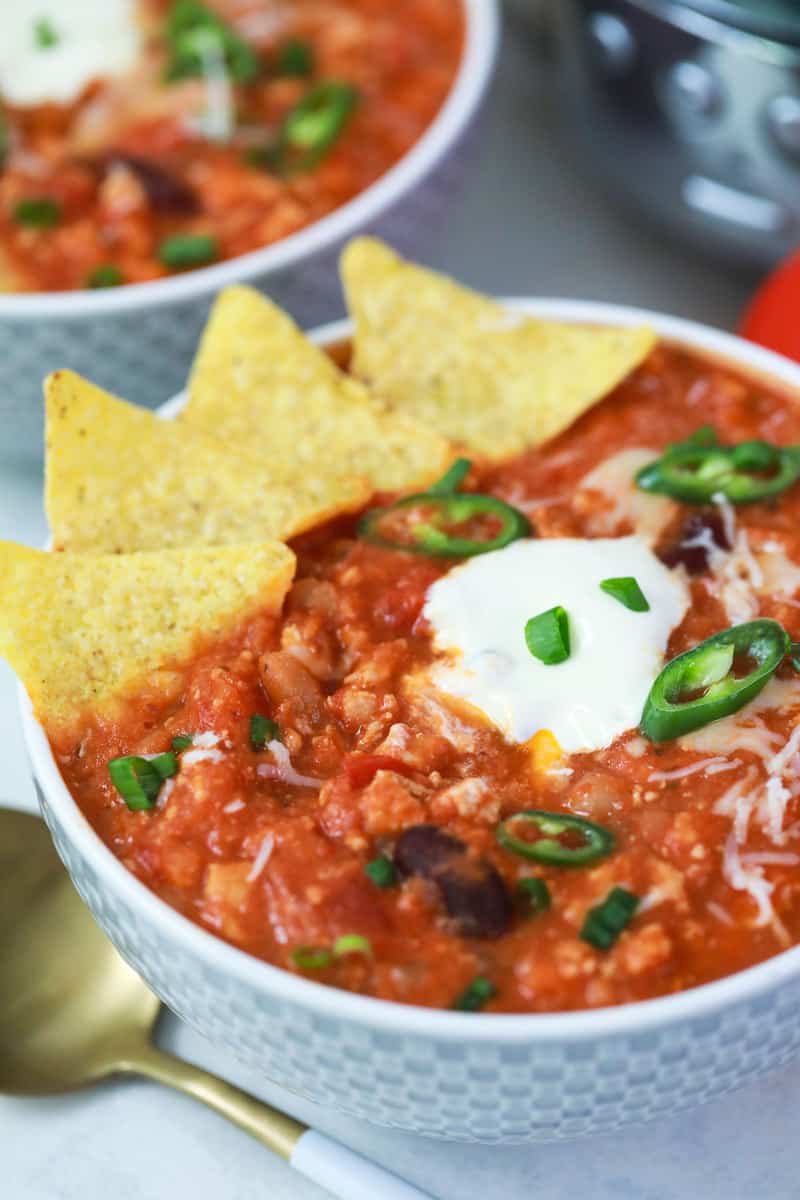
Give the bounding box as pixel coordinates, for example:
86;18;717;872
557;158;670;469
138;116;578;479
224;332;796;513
679;0;800;44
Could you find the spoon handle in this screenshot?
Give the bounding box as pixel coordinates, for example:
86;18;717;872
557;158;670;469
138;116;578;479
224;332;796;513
125;1043;433;1200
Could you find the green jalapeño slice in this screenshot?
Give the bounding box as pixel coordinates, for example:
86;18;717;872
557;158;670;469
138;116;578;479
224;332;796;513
640;619;789;742
496;809;615;867
636;427;800;505
358;457;530;557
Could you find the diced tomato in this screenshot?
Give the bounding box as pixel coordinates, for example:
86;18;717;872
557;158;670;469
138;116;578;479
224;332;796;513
343;753;415;789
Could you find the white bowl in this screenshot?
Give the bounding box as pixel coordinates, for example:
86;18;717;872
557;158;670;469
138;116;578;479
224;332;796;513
22;300;800;1143
0;0;499;461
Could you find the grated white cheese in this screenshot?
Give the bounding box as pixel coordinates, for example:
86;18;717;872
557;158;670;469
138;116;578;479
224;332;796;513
707;900;735;926
741;850;800;866
256;740;321;788
722;831;776;928
708;492;763;625
579;449;678;543
182;747;225;766
649;756;736;783
193;731;221;749
157;776;176;807
246;832;275;882
223;798;246;814
184;29;235;142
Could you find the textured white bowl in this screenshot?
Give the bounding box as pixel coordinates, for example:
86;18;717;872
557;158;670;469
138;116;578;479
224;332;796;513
23;300;800;1143
0;0;498;459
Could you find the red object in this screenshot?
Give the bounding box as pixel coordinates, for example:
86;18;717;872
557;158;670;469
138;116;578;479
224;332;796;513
343;753;414;789
739;250;800;362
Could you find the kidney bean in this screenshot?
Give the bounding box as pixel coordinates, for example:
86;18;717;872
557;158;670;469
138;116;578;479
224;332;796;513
660;510;731;574
108;155;199;213
394;824;512;939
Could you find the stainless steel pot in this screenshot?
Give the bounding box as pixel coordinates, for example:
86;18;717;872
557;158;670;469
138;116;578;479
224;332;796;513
550;0;800;268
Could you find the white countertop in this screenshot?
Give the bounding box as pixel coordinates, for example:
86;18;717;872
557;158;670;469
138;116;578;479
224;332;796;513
2;13;791;1199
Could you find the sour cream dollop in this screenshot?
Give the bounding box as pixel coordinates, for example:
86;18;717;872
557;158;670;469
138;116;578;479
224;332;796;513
423;535;689;754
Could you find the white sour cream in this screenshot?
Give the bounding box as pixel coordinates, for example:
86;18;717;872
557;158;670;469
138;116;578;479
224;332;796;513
0;1;140;107
423;535;689;753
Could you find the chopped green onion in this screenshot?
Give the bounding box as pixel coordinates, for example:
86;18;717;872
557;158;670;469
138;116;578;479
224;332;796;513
364;856;398;888
451;976;496;1012
86;264;124;289
600;576;650;612
108;752;178;811
791;642;800;674
13;197;61;228
525;605;571;665
332;934;372;958
291;946;332;970
171;733;194;753
277;39;313;77
164;0;259;84
516;876;551;915
265;81;357;175
580;886;639;950
158;233;217;269
249;714;280;750
34;18;59;48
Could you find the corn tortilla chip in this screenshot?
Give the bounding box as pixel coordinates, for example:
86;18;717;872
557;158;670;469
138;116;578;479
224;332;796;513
45;370;370;553
0;540;295;729
183;286;453;493
341;239;657;462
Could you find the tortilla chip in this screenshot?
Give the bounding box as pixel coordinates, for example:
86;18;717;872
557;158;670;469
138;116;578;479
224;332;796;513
45;370;370;553
183;285;452;493
341;238;657;462
0;540;295;728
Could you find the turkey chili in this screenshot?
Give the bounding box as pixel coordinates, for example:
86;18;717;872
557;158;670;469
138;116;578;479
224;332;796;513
52;343;800;1012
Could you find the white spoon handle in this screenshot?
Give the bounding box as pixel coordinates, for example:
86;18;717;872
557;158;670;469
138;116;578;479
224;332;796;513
291;1129;434;1200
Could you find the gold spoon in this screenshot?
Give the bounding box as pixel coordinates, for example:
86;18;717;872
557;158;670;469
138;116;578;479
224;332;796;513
0;809;431;1200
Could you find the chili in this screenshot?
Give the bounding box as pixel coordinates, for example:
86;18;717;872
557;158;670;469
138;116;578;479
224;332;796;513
636;428;800;505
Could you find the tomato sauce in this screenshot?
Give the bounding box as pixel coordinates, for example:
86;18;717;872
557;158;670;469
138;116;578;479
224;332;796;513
0;0;463;292
52;344;800;1012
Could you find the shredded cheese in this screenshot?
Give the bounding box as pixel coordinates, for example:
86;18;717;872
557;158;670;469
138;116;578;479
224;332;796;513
256;740;321;788
246;832;275;882
649;756;737;783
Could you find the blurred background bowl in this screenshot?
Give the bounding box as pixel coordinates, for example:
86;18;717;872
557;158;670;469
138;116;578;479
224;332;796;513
0;0;498;467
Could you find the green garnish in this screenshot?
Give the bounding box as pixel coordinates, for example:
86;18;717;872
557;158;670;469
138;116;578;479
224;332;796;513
636;427;800;506
34;18;59;48
525;605;571;665
86;264;124;289
640;619;789;742
291;933;372;971
164;0;259;84
452;976;496;1012
171;733;194;753
497;810;615;867
263;81;357;175
580;886;639;950
108;752;178;812
291;946;333;970
359;457;530;558
158;233;217;269
364;856;398;888
332;934;372;957
13;197;61;228
600;576;650;612
276;39;313;77
516;876;551;915
249;714;280;750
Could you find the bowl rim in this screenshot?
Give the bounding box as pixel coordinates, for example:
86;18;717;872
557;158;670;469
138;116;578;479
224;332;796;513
0;0;497;320
23;296;800;1043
